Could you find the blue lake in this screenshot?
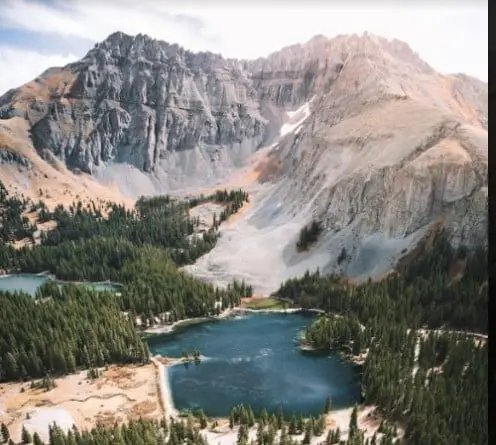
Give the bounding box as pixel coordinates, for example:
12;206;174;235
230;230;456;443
147;312;361;417
0;273;121;296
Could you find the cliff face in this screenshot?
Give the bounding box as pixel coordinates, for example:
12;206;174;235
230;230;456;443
0;32;270;183
0;31;488;284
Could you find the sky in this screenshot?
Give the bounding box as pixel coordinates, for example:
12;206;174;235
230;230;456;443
0;0;488;95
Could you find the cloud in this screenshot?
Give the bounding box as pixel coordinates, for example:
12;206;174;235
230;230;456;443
0;0;219;52
0;0;488;97
0;46;78;95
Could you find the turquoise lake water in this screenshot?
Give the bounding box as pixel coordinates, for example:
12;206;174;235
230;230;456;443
0;273;121;296
147;312;361;417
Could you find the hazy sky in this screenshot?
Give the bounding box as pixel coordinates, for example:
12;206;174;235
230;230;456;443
0;0;488;95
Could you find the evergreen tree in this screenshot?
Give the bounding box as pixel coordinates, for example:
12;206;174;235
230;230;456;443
1;424;9;443
349;404;358;438
324;396;332;414
302;420;312;444
288;416;297;435
21;426;32;444
32;433;43;445
276;407;284;430
237;424;248;445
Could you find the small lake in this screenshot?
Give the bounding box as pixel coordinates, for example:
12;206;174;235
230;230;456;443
147;312;361;417
0;273;121;296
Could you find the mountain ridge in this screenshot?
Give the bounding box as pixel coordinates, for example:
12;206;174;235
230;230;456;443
0;30;487;290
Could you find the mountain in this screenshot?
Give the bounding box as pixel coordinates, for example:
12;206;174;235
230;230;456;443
0;31;487;291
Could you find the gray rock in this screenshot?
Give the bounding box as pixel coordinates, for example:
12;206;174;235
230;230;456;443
0;148;32;167
6;32;269;182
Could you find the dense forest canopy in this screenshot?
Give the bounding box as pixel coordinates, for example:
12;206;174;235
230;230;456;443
0;286;148;381
35;188;248;266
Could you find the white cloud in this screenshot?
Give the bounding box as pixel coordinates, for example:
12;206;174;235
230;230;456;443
0;46;78;95
0;0;488;97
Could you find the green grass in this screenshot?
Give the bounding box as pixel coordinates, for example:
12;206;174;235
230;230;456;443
243;297;289;310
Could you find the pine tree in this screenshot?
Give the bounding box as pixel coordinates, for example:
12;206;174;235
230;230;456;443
256;421;264;445
1;423;9;443
32;433;43;445
198;410;207;429
266;424;276;445
302;420;312;444
247;406;255;427
349;404;358;438
21;426;32;444
296;415;304;433
314;415;325;436
324;396;332;413
237;424;248;445
279;426;289;445
260;408;269;424
326;429;334;445
371;433;377;445
288;416;297;435
276;408;284;430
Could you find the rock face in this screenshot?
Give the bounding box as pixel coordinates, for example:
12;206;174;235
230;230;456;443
241;33;487;284
0;32;272;188
0;31;488;285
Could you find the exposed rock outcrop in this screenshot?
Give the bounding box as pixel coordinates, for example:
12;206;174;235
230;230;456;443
1;32;271;187
0;31;488;287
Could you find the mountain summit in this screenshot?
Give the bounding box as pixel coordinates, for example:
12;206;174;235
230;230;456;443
0;31;487;290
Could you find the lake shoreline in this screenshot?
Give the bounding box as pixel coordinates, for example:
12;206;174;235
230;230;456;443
142;306;325;336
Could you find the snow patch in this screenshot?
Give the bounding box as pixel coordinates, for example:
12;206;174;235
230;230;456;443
280;99;313;138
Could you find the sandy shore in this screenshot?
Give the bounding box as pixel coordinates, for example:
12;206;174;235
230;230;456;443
0;364;161;443
150;357;178;418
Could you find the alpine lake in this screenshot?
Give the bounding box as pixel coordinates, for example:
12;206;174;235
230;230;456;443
147;311;361;417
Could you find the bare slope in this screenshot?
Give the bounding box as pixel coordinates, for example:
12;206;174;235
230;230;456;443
0;117;132;209
184;35;487;293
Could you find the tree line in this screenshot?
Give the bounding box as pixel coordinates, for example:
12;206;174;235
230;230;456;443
276;230;487;334
0;405;400;445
